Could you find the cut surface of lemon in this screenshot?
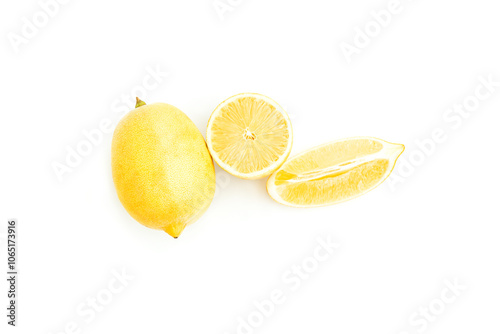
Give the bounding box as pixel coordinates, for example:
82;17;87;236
267;137;404;207
207;93;293;179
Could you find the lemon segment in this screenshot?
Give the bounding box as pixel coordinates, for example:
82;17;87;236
267;137;404;207
207;93;293;179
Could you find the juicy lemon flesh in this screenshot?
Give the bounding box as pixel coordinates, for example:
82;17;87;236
209;96;290;175
275;159;389;206
269;138;403;207
279;138;383;180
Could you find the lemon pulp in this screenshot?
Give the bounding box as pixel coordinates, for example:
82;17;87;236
207;93;293;179
267;137;404;207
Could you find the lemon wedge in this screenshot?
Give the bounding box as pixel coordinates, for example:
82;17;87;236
266;137;404;207
207;93;293;179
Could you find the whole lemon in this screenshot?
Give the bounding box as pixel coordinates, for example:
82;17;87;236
112;98;215;238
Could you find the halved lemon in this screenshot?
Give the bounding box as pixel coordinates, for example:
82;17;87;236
207;93;293;179
267;137;404;207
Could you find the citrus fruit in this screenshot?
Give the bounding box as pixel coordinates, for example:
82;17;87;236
112;98;215;238
266;137;404;207
206;93;293;179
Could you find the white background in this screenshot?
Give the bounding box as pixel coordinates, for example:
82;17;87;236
1;0;500;333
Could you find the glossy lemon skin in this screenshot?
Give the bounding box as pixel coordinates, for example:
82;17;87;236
112;103;215;238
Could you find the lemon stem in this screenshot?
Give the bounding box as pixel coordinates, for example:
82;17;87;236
135;97;146;108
